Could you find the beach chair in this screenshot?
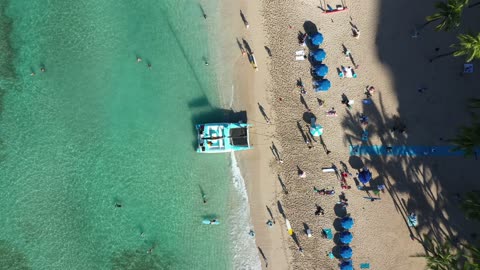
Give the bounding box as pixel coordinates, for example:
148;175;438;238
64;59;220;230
464;63;473;74
295;55;306;61
322;228;333;239
360;263;370;269
295;50;306;61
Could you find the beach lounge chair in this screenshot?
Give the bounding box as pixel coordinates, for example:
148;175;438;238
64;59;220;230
295;50;306;61
360;263;370;269
295;55;307;61
464;63;473;74
296;50;305;56
322;228;333;239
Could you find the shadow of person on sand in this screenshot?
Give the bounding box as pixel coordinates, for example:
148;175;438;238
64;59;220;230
278;174;288;194
277;200;286;219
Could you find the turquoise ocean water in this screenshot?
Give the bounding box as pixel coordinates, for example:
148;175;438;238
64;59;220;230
0;1;259;269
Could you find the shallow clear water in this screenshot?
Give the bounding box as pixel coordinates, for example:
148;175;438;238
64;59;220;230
0;1;241;269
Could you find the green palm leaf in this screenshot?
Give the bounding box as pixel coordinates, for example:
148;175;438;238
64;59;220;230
452;33;480;62
449;124;480;157
425;0;468;31
419;236;461;270
461;192;480;221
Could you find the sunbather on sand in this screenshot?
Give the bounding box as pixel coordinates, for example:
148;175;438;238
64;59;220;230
326;107;337;116
313;187;335;195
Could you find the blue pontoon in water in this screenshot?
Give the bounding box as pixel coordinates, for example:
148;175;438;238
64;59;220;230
195;123;252;153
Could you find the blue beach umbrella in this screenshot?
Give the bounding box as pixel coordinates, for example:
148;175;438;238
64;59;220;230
314;64;329;77
339;231;353;244
310;124;323;136
340;260;354;270
311;49;327;62
314;79;331;92
358;168;372;184
340;246;353;259
310;33;324;46
341;217;354;229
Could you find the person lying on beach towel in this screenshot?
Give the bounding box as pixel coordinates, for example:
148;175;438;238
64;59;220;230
343;66;354;78
326;107;337;117
313;187;335;195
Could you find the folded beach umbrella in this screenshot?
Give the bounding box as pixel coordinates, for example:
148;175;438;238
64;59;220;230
311;49;326;62
339;231;353;244
340;260;354;270
340;246;353;259
313;64;329;77
341;217;354;229
314;79;331;92
358;168;372;184
310;124;324;136
310;33;324;46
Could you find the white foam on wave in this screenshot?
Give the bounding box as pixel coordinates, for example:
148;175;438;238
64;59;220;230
228;152;262;270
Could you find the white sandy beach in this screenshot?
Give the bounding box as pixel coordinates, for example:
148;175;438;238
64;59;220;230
222;0;480;269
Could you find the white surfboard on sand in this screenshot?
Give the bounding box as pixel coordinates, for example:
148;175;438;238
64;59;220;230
286;219;293;235
251;53;258;71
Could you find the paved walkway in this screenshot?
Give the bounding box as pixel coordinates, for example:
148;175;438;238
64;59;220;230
349;145;471;156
